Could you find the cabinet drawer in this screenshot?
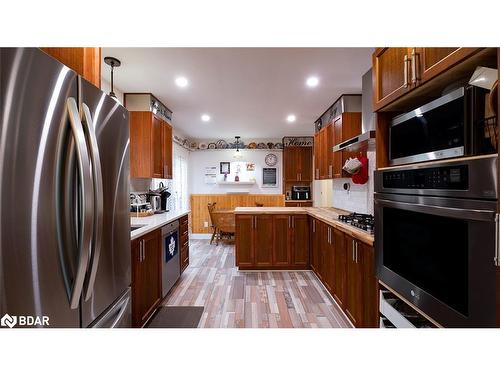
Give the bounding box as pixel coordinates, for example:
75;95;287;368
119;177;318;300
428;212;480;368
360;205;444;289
180;224;189;237
180;233;189;249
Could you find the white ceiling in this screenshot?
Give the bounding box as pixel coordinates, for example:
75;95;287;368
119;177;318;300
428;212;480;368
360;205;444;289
102;48;373;140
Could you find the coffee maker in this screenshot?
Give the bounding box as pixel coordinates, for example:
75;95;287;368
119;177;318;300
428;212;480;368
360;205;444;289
292;186;310;200
148;182;171;213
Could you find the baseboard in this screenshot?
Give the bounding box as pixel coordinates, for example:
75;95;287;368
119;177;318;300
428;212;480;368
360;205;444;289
190;233;212;240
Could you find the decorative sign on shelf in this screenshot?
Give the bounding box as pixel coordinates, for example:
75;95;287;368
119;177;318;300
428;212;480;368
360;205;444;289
262;168;277;187
204;166;217;184
282;136;314;147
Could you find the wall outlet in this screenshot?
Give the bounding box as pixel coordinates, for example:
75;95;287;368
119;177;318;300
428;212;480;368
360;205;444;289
204;221;209;228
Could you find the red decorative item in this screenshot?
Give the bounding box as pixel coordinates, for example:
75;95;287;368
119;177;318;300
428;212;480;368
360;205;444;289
352;155;369;184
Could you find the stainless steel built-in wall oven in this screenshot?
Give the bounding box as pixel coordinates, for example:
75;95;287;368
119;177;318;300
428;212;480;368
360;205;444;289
389;86;495;166
374;155;498;327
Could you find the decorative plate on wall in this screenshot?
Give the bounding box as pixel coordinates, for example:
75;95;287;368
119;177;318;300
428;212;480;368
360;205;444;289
199;142;208;150
190;142;199;149
215;139;228;149
248;142;257;149
208;143;216;149
265;153;278;166
257;142;267;149
275;142;283;149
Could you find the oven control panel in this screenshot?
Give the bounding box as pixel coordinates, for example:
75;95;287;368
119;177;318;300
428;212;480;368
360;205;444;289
383;165;469;190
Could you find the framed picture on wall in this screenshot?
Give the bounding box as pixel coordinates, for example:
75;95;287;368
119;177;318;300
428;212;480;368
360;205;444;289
262;168;278;188
220;162;230;174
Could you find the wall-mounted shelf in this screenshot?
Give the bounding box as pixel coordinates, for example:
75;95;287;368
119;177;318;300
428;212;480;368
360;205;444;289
217;181;256;186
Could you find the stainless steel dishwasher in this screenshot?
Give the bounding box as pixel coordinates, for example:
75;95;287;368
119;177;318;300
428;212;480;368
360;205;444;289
161;220;180;298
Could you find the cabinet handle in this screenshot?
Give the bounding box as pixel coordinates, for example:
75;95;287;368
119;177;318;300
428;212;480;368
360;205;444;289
312;220;315;233
254;216;257;229
139;241;142;262
411;48;419;85
329;165;332;178
352;239;355;261
292;216;295;228
355;241;358;263
316;168;319;179
142;240;146;261
288;216;291;228
403;54;410;88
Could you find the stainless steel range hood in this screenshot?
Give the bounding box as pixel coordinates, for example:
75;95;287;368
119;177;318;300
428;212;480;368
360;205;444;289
332;68;376;152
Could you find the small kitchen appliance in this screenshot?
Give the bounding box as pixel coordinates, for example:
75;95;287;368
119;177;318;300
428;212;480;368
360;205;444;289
291;186;310;200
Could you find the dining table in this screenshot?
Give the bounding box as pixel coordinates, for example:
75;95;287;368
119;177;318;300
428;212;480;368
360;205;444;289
210;209;236;245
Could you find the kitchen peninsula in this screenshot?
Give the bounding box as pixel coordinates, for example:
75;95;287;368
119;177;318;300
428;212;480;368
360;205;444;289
235;206;377;327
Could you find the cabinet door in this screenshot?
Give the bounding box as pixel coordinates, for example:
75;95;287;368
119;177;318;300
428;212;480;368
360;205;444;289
132;230;161;327
345;237;363;327
273;215;291;266
298;147;313;181
235;215;255;267
332;228;347;309
291;215;309;267
310;218;321;274
332;117;343;178
129;112;152;178
373;47;412;111
151;115;164;178
326;124;334;179
319;128;328;179
255;215;274;267
322;226;335;293
131;239;144;327
284;147;299;181
314;132;320;180
359;242;378;328
162;121;173;179
414;47;480;85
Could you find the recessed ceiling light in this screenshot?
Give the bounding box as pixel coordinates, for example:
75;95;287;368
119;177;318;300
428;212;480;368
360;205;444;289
306;76;319;87
287;114;296;123
175;76;189;88
201;114;211;122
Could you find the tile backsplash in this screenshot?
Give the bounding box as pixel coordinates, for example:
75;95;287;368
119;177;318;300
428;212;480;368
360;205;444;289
331;151;375;214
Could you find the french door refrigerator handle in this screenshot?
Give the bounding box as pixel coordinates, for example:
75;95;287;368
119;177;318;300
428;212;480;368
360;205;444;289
495;214;500;266
81;103;104;301
66;97;94;309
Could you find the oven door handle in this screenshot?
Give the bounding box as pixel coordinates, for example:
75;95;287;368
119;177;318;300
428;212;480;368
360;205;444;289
375;198;496;222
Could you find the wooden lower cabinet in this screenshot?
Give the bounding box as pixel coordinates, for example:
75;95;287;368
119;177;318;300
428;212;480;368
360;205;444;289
179;214;189;273
310;218;322;275
332;228;347;309
236;214;309;269
322;225;335;293
272;215;291;266
345;236;363;326
291;215;310;267
255;215;274;267
132;229;162;328
235;215;255;267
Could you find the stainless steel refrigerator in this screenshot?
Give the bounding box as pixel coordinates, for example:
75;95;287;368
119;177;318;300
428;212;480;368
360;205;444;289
0;48;131;328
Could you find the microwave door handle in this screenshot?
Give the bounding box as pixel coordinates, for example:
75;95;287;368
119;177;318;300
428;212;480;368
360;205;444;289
81;103;104;301
375;198;496;222
66;97;94;309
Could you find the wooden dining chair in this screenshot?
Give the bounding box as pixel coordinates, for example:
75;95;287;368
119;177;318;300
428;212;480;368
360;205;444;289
207;202;217;245
212;212;235;245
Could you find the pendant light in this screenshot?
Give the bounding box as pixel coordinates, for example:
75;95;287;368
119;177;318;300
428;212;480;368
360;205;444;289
104;56;121;100
234;136;243;159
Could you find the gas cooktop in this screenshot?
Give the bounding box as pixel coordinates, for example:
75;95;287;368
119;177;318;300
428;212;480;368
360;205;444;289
338;212;374;234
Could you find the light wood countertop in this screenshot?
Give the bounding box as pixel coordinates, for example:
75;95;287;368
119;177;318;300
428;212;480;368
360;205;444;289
234;206;374;246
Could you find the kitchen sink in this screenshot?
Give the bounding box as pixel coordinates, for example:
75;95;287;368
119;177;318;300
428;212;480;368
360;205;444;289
131;225;146;232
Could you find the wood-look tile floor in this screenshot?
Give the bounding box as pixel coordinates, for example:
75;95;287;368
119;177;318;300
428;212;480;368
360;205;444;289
164;239;352;328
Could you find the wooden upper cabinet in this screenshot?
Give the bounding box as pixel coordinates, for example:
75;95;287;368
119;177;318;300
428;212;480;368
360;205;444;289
130;112;153;178
414;47;480;85
314;132;320;180
151;115;164;178
373;47;482;110
163;123;173;179
284;146;312;181
284;147;299;181
373;47;412;111
130;112;173;179
41;48;101;88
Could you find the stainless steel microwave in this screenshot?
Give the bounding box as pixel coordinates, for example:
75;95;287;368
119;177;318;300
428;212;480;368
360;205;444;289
389;85;495;166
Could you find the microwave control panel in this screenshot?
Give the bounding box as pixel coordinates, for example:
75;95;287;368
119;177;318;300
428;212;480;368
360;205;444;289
383;165;469;190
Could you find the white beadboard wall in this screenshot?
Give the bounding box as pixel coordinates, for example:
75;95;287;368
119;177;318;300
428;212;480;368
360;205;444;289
331;151;376;215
